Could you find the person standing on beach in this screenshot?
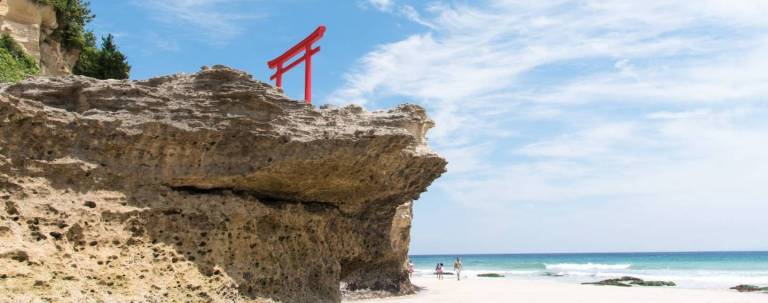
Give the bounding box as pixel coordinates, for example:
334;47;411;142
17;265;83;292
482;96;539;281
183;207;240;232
454;257;463;281
407;260;414;278
436;263;444;280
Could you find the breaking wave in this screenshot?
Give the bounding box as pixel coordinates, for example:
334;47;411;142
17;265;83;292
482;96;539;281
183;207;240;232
544;263;632;270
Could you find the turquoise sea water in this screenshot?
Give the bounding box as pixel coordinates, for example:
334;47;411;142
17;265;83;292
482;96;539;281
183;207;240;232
410;251;768;289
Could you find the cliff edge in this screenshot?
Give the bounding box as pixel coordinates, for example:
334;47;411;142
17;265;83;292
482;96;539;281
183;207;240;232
0;66;446;302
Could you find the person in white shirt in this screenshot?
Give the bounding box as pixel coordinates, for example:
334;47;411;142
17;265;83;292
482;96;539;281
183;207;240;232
453;257;463;281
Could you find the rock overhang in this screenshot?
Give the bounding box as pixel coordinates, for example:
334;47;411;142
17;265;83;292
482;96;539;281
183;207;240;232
0;65;446;302
0;66;446;207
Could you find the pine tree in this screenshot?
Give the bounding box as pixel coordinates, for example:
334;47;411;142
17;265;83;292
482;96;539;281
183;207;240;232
96;34;130;79
72;33;130;80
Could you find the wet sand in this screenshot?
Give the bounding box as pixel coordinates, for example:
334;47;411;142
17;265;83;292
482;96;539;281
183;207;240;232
347;276;768;303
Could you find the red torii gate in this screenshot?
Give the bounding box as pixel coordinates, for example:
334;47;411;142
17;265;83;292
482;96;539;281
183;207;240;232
267;25;326;104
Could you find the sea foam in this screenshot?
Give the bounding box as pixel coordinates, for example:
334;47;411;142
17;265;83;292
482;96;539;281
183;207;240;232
544;263;632;270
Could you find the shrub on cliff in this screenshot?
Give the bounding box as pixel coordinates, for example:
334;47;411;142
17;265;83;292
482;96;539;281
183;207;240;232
33;0;130;79
73;33;131;79
33;0;94;50
0;34;40;83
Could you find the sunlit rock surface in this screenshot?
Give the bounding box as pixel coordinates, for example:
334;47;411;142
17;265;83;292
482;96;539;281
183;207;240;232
0;66;446;302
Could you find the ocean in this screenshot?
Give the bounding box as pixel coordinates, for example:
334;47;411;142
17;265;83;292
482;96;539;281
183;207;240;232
409;251;768;289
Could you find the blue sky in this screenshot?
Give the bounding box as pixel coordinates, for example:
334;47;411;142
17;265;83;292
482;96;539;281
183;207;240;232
91;0;768;254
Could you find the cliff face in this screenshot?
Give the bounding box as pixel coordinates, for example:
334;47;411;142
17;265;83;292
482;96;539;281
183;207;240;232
0;0;80;75
0;66;446;302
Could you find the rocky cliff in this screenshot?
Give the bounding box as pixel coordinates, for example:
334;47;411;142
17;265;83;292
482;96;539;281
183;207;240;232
0;66;446;302
0;0;80;75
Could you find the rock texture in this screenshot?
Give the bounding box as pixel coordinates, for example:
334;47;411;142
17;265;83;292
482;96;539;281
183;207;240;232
583;276;676;287
730;285;768;293
0;0;80;75
0;66;446;302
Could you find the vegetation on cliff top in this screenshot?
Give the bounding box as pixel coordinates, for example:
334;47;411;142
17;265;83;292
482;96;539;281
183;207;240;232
32;0;94;50
30;0;130;80
73;33;131;79
0;34;40;82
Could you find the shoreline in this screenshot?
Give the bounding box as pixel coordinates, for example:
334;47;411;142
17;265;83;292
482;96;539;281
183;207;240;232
345;276;768;303
406;252;768;290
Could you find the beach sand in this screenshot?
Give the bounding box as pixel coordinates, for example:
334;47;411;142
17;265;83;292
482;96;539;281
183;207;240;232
347;276;768;303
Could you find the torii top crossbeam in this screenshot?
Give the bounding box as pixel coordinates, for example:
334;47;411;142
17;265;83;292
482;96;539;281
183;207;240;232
267;25;326;104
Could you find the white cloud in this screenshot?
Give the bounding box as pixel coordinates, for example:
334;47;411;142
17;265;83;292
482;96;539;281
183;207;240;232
398;5;436;29
362;0;436;29
366;0;394;12
460;107;768;205
134;0;263;43
332;0;768;251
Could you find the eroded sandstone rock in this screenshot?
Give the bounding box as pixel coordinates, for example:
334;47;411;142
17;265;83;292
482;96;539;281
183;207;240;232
0;66;446;302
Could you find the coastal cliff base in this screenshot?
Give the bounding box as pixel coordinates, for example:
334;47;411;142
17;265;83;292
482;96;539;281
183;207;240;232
0;66;446;302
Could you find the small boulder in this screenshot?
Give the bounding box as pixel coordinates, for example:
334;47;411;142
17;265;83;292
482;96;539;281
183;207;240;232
632;280;676;287
619;276;643;283
477;273;504;278
583;279;632;287
584;276;675;287
730;285;763;292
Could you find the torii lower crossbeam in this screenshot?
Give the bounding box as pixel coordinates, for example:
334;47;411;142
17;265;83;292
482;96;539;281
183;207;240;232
267;25;326;104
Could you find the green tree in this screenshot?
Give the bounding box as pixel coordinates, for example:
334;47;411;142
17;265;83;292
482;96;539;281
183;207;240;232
96;34;130;79
72;33;131;79
24;1;130;80
71;31;98;76
34;0;94;50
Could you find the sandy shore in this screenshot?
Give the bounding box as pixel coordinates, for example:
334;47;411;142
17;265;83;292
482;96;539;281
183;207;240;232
347;276;768;303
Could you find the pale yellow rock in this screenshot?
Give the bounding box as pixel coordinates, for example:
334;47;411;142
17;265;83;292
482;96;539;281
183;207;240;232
0;66;447;302
0;0;79;76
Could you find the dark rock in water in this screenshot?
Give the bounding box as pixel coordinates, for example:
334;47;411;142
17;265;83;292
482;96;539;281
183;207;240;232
583;279;632;287
582;276;640;287
583;276;675;287
620;276;643;283
477;273;504;278
632;280;676;287
433;272;455;275
730;285;764;292
542;272;566;277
